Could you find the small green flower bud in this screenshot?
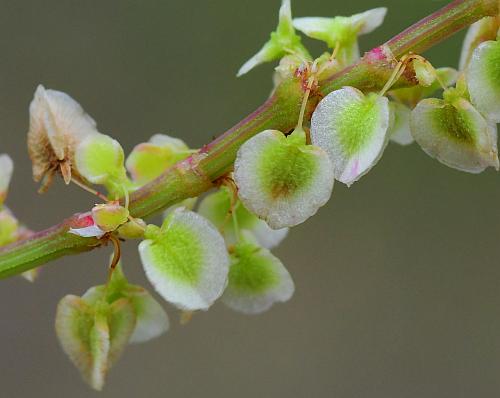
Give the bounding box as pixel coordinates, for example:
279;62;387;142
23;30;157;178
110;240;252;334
74;133;129;197
126;134;191;186
413;58;435;87
273;54;305;87
91;203;129;232
116;218;147;239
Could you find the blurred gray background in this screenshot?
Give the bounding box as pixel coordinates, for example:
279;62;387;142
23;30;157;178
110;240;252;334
1;0;500;397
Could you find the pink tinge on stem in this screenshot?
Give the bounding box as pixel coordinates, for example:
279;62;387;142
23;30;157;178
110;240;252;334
68;213;106;238
365;45;393;62
367;47;385;61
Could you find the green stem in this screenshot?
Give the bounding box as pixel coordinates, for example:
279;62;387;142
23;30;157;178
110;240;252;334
385;0;498;57
320;0;499;94
0;0;498;278
0;215;99;277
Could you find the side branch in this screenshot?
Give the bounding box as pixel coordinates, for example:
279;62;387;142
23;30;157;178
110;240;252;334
0;0;498;278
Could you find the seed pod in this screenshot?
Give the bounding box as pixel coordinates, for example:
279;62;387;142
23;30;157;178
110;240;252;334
222;243;294;314
234;129;334;229
83;263;169;344
459;16;500;70
27;85;99;191
467;39;500;122
197;187;288;249
55;296;136;390
138;208;229;311
388;102;413;146
410;97;499;173
124;291;169;343
310;86;390;186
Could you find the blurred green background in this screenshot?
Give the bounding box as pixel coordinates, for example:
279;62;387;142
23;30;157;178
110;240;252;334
1;0;500;397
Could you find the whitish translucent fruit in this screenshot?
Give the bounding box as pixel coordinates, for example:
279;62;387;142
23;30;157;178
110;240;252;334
197;186;288;249
74;133;129;197
293;8;387;65
55;296;136;390
234;128;334;229
459;16;500;70
126;134;191;186
82;263;169;344
388;102;413;146
467;38;500;122
138;208;229;311
310;86;390;186
222;242;294;314
237;0;310;77
27;85;99;191
410;96;499;173
0;154;13;206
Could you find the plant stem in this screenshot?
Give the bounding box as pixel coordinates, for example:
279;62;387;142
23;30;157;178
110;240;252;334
319;0;499;94
0;0;498;278
0;216;99;277
386;0;499;57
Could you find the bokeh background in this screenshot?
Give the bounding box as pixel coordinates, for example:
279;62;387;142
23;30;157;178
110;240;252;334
1;0;500;397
